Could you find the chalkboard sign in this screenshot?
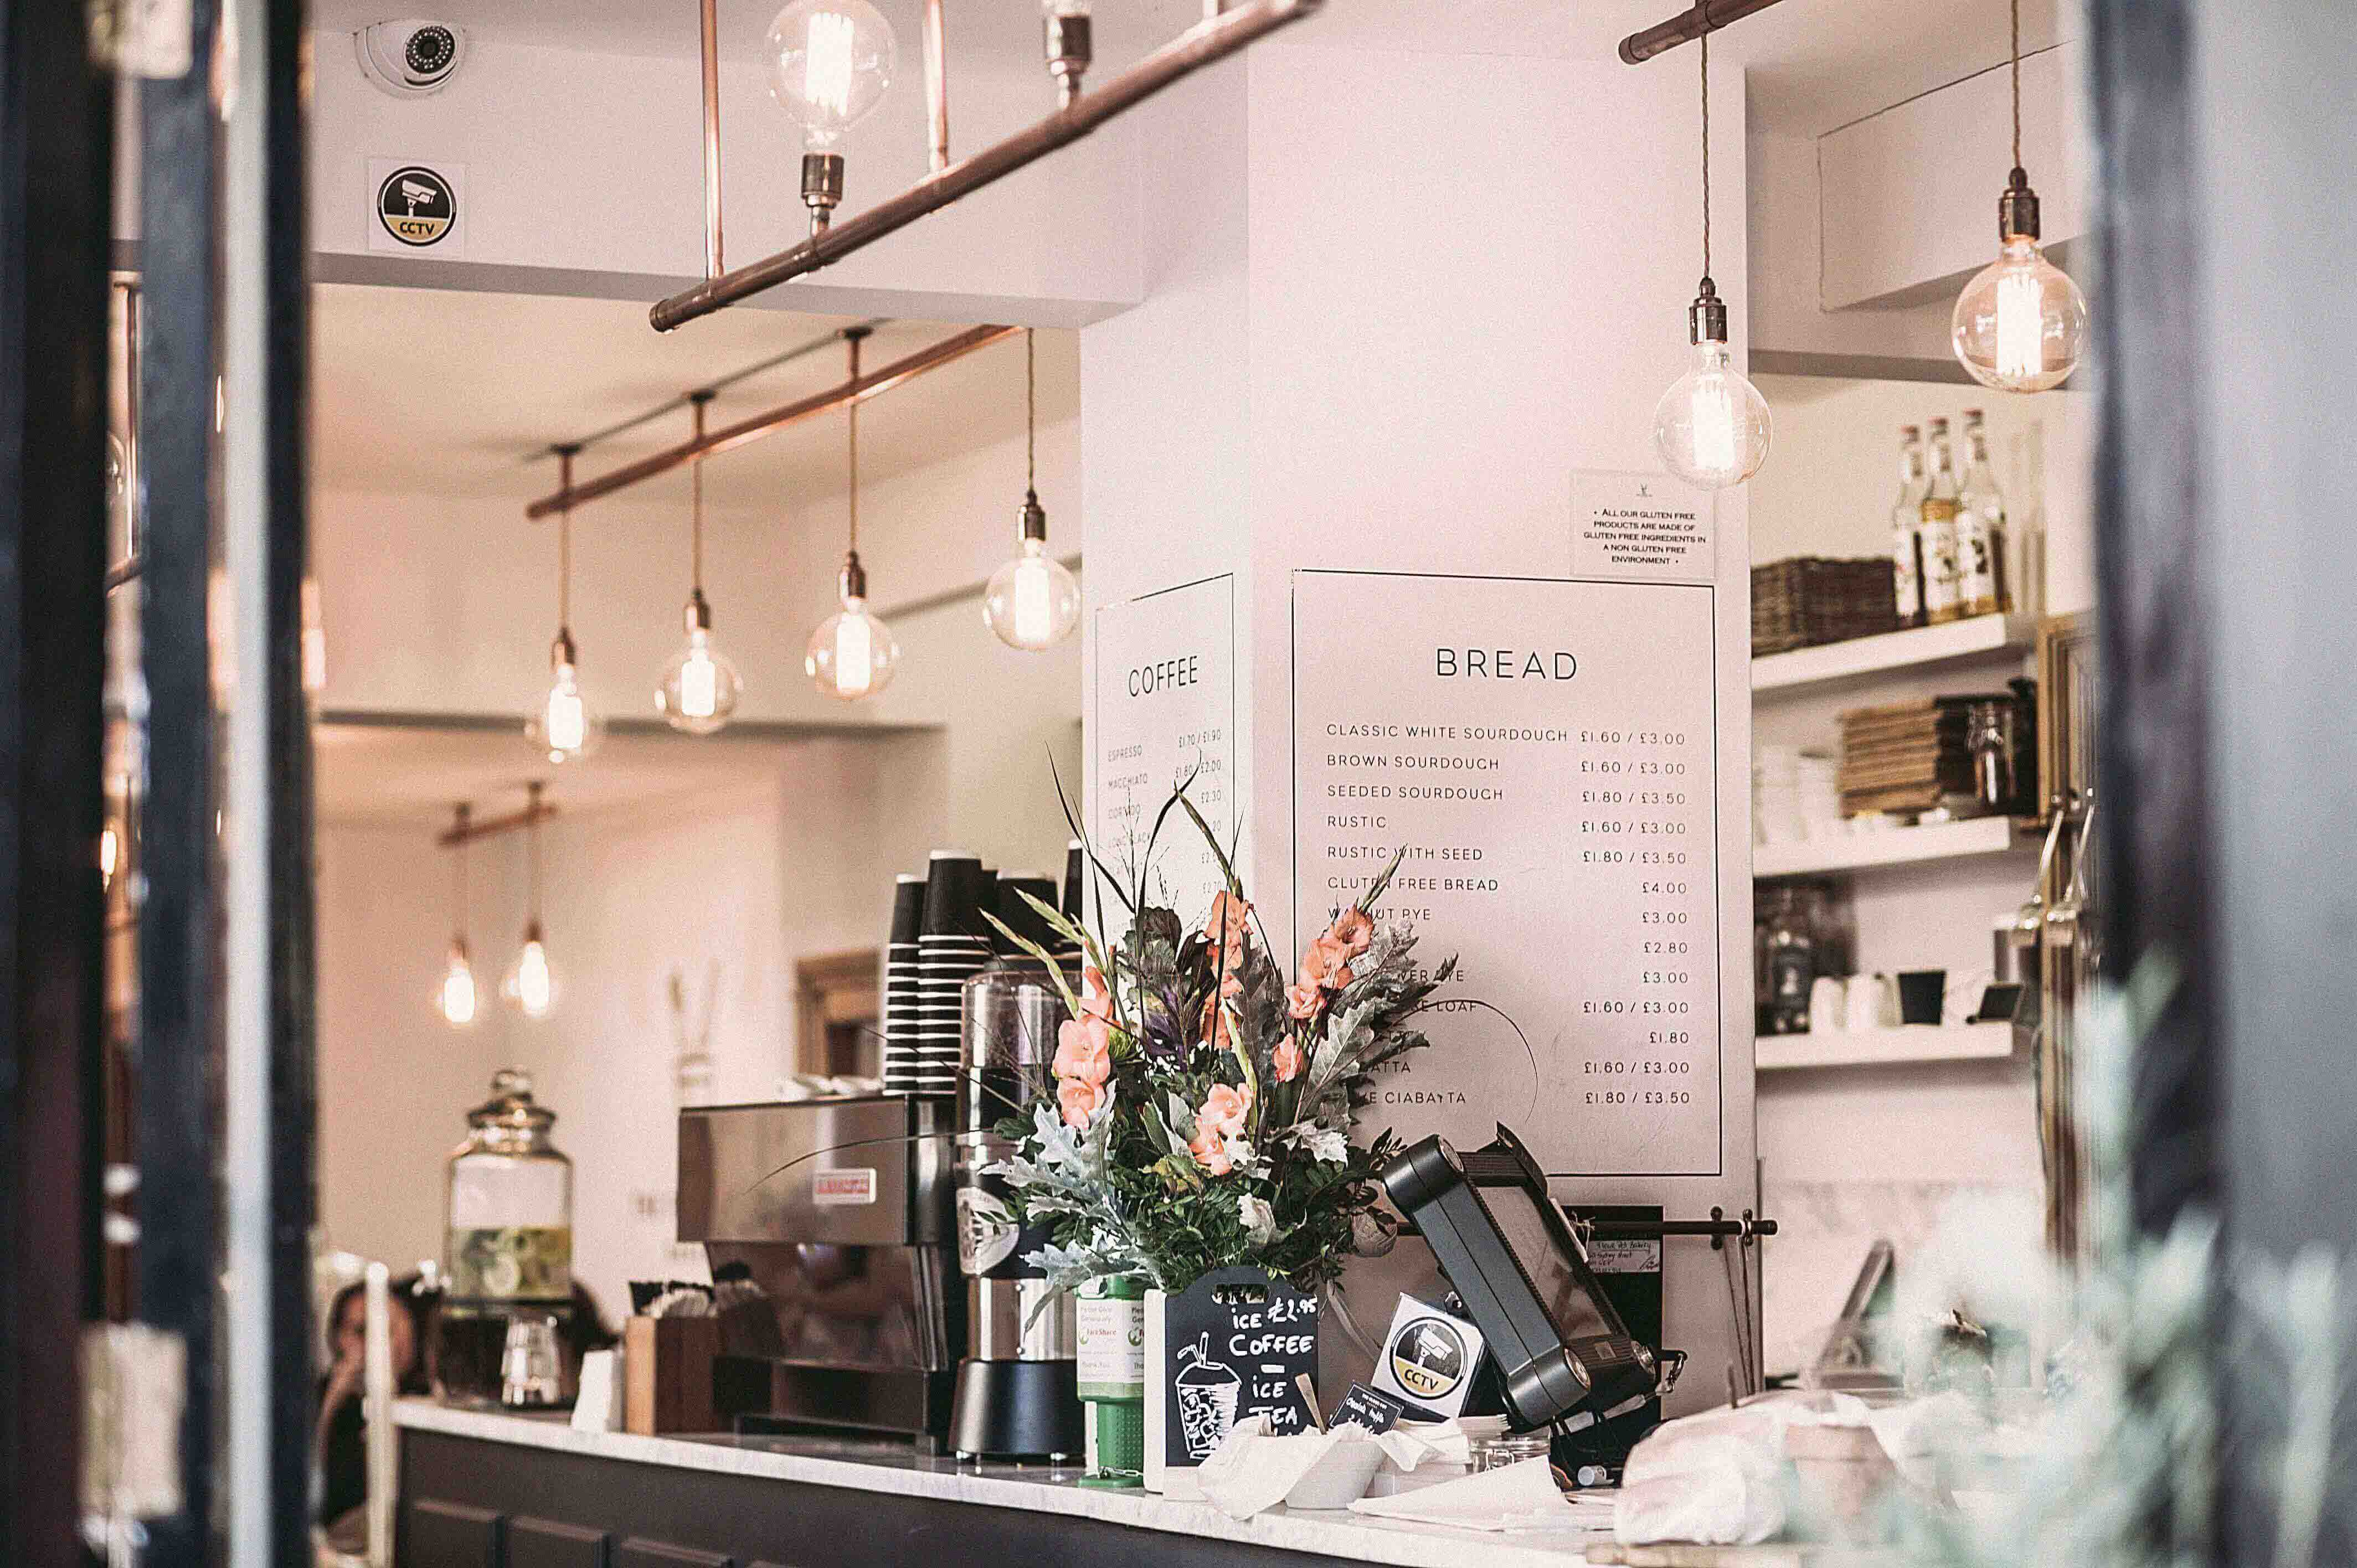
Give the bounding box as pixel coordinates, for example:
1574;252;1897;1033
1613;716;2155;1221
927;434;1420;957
1158;1267;1320;1471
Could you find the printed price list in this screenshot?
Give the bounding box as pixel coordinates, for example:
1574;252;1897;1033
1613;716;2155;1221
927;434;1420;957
1292;571;1721;1176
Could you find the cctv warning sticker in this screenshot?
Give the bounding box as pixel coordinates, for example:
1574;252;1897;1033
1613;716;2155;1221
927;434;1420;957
368;160;464;255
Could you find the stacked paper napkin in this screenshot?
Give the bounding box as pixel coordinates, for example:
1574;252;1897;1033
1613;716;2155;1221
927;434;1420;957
1351;1456;1616;1534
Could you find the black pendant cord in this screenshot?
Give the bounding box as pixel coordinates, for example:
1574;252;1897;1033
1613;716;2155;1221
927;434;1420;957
2010;0;2023;173
452;804;470;941
1025;328;1038;497
847;334;863;561
689;394;711;598
1699;20;1711;287
526;784;544;925
554;445;578;639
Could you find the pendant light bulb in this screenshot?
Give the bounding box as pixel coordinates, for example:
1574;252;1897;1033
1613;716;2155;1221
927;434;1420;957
1952;180;2088;393
806;329;897;700
1654;287;1772;491
985;506;1079;652
806;553;899;700
1954;1;2086;392
1652;26;1767;492
439;937;480;1028
527;455;604;764
984;333;1079;651
657;400;744;733
437;804;480;1029
660;606;743;733
528;631;605;764
765;0;896;145
503;922;558;1021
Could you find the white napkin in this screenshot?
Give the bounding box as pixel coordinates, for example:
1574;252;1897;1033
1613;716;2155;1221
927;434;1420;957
570;1349;622;1433
1350;1456;1603;1533
1197;1417;1454;1520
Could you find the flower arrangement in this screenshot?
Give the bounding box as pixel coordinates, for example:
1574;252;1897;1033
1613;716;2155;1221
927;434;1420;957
985;791;1455;1297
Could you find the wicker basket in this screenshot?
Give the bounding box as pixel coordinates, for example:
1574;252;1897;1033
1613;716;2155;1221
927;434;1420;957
1752;556;1900;656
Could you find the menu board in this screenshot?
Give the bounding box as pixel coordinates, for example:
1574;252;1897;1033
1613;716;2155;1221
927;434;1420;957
1291;570;1721;1177
1092;575;1237;921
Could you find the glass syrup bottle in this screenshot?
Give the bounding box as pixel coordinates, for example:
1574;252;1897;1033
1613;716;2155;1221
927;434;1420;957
1890;426;1927;629
1957;409;2009;616
1918;417;1964;626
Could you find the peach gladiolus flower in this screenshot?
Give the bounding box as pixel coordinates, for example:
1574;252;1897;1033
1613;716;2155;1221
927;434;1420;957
1285;981;1321;1021
1054;1015;1112;1086
1058;1077;1104;1129
1080;966;1114;1022
1198;1082;1252;1141
1187;1128;1233;1176
1330;907;1373;957
1272;1038;1305;1083
1204;890;1252;947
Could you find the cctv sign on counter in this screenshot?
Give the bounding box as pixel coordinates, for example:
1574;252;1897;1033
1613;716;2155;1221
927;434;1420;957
368;159;466;256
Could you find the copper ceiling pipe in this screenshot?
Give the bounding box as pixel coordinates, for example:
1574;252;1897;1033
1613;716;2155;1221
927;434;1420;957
523;323;1018;520
1619;0;1788;64
699;0;724;278
649;0;1322;332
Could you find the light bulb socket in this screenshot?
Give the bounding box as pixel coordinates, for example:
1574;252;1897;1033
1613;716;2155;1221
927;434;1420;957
1018;489;1048;544
684;587;713;634
1044;12;1092;106
840;550;868;603
801;151;846;234
522;917;544;945
550;626;578;669
1687;276;1728;346
1998;167;2041;243
449;935;471;962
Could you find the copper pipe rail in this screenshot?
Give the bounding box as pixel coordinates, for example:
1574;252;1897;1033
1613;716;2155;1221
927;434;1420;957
439;795;559;848
650;0;1322;332
1619;0;1788;64
699;0;725;278
524;323;1017;519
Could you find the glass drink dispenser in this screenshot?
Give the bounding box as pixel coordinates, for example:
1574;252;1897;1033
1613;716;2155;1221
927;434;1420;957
434;1068;575;1405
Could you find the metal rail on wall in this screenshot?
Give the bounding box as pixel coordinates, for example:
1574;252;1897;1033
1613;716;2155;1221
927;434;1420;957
523;323;1018;520
649;0;1324;332
1618;0;1792;64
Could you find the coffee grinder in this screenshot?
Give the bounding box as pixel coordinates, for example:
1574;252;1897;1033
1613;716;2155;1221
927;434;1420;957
947;874;1085;1460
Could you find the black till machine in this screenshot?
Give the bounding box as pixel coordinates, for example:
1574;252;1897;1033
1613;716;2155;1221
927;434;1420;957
1381;1123;1763;1487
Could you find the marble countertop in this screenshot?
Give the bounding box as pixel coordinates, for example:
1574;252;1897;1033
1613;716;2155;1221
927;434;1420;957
394;1401;1614;1568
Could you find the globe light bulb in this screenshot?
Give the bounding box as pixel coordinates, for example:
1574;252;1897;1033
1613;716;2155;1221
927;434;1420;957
525;632;605;765
1654;339;1771;492
438;938;480;1028
656;595;743;735
503;924;557;1020
1953;234;2088;394
765;0;896;149
984;534;1080;652
805;554;899;702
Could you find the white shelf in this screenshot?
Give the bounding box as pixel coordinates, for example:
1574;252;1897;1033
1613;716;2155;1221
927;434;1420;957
1752;814;2020;878
1752;613;2033;697
1758;1022;2016;1071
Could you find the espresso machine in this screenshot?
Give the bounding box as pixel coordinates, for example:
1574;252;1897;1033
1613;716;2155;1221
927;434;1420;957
677;1095;963;1445
946;875;1086;1460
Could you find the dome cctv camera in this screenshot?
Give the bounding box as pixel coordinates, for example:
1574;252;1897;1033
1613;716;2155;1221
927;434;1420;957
356;19;467;97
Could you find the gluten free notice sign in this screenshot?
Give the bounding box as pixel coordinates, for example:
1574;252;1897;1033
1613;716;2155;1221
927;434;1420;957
1569;470;1715;584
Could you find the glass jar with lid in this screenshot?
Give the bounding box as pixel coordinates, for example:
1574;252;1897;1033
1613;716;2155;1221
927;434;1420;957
443;1067;574;1309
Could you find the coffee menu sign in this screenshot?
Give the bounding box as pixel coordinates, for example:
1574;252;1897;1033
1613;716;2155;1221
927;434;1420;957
1092;575;1237;921
1291;570;1722;1177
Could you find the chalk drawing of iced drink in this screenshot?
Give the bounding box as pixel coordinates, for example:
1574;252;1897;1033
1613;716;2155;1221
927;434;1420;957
1174;1335;1243;1459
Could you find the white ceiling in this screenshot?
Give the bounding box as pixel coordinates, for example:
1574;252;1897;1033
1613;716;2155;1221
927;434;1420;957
312;286;1078;507
308;0;2070;138
315;719;923;828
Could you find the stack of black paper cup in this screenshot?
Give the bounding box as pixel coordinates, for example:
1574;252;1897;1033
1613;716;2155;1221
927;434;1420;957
914;852;994;1097
879;873;926;1096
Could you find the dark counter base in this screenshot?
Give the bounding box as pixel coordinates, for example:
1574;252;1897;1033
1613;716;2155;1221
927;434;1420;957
399;1429;1352;1568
